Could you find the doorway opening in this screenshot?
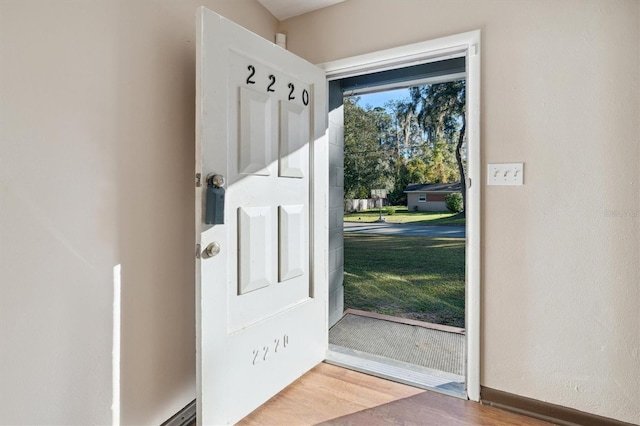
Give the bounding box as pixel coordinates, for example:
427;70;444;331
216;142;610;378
322;32;481;401
330;69;467;397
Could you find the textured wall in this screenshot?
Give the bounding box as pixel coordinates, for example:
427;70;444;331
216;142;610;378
0;1;277;424
281;0;640;423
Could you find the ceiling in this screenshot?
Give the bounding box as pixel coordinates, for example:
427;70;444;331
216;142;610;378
257;0;345;20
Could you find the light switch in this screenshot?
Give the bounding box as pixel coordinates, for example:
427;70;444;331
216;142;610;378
487;163;524;186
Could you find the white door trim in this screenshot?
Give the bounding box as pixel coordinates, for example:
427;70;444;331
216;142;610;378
319;30;481;402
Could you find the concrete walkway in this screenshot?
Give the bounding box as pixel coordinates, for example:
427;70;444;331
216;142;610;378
344;221;466;238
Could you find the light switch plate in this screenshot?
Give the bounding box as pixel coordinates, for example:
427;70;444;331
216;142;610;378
487;163;524;185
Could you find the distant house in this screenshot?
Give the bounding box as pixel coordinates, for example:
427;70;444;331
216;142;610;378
404;182;462;212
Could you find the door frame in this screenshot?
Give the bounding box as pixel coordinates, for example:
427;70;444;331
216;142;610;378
320;30;481;402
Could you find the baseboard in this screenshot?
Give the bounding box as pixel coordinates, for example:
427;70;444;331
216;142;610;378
161;399;196;426
481;387;636;426
161;388;638;425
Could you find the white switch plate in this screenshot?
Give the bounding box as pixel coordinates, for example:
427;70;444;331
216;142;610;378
487;163;524;185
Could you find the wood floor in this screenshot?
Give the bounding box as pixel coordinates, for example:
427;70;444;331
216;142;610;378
238;363;552;425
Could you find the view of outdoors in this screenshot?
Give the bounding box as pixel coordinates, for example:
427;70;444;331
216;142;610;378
342;80;467;328
344;80;467;208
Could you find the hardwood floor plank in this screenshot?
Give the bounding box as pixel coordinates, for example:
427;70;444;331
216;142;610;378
238;364;417;425
302;368;423;406
320;390;553;426
317;363;425;399
238;363;552;426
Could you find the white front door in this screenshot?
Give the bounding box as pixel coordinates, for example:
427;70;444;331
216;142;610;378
195;8;328;425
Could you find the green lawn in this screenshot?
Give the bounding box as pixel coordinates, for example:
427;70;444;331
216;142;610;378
344;207;465;227
344;233;465;328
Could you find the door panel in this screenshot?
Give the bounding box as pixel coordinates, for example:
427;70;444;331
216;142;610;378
279;204;305;282
239;87;272;176
238;206;272;295
196;8;328;425
279;102;308;178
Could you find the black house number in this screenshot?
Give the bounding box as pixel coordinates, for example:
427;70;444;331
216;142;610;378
246;65;310;106
246;65;256;85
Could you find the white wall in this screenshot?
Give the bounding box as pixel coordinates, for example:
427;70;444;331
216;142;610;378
281;0;640;423
0;1;277;424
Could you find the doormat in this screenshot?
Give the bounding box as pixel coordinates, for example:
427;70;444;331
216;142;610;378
329;313;465;376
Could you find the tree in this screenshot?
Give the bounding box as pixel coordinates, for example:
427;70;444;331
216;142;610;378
343;97;391;199
425;139;458;184
343;83;466;209
405;157;429;184
410;80;467;214
386;99;422;157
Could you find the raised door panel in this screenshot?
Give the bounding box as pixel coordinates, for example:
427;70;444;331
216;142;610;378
239;87;272;176
279;101;308;178
238;206;272;294
279;205;305;282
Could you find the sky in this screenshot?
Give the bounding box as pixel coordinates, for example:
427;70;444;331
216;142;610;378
351;87;410;110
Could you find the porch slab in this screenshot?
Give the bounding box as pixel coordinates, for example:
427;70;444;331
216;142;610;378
329;311;465;376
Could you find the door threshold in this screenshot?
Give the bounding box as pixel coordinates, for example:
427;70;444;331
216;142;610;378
325;344;466;399
343;308;465;334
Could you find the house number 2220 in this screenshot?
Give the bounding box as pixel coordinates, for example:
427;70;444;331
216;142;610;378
252;334;289;365
246;65;309;106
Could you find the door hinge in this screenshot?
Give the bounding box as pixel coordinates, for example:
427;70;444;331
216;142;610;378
195;243;201;259
195;173;202;187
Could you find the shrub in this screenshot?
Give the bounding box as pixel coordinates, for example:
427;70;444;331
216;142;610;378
445;193;463;213
384;206;396;215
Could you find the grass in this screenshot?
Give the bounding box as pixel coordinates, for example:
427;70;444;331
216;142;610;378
344;207;465;227
344;233;465;328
